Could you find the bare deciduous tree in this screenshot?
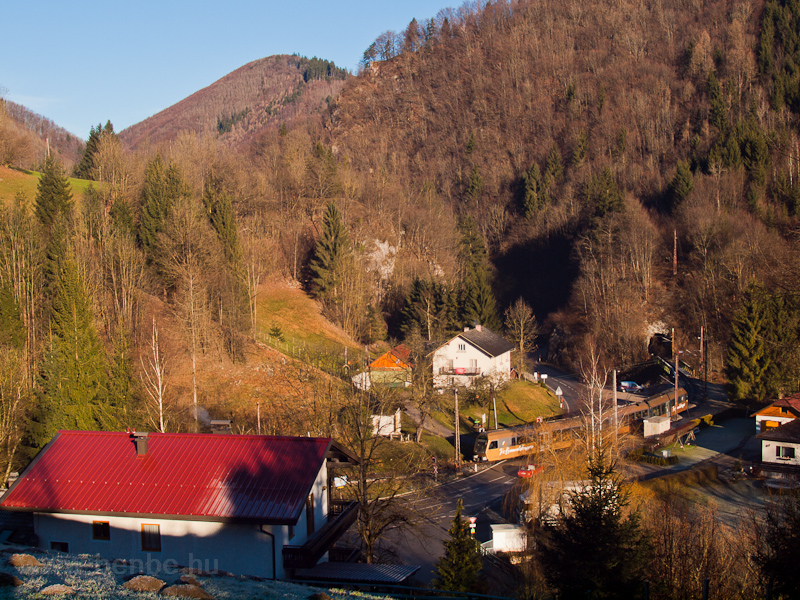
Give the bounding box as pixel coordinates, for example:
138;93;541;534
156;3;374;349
337;387;420;563
140;318;168;433
504;297;540;371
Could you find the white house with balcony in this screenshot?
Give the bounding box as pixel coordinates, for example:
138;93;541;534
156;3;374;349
757;418;800;468
431;325;515;389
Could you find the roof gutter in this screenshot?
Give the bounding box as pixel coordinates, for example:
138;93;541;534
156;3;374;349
259;525;277;581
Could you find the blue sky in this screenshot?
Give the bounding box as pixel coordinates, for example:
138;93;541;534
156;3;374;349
2;0;453;139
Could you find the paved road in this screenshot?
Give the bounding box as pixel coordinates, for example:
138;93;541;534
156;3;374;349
533;363;585;412
383;461;520;584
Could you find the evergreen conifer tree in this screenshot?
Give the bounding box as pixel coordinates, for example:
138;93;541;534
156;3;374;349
29;253;108;451
669;160;694;213
309;202;351;303
572;129;588;168
521;161;545;218
465;164;483;205
139;156;187;258
34;153;73;229
544;142;563;185
536;449;651;599
202;174;243;269
726;282;770;402
433;499;482;592
457;217;500;330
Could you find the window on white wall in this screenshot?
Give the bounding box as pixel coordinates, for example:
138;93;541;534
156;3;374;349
776;446;796;460
458;343;466;352
141;524;161;552
92;521;110;541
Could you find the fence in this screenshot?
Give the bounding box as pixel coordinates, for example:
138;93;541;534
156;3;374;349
257;331;367;381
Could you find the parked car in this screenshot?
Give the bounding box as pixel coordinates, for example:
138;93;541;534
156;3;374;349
619;381;644;393
517;464;544;478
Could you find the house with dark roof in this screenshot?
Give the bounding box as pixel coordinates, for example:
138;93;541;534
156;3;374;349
757;419;800;469
752;393;800;434
0;430;359;580
431;325;515;388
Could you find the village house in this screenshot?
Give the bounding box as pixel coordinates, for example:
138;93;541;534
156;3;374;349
367;344;413;389
0;430;359;580
756;418;800;472
431;325;515;389
751;393;800;434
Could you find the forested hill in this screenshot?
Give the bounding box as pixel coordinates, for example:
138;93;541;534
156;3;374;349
0;100;84;169
119;55;348;152
311;0;800;387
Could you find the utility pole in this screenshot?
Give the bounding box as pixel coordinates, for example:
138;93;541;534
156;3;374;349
673;229;678;276
257;401;261;435
613;369;618;451
674;344;679;421
454;388;461;471
492;384;498;429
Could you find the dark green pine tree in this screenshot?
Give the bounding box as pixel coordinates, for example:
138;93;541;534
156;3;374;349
726;282;771;402
28;254;108;452
536;449;651;600
707;71;729;135
202;173;243;269
74;123;102;180
669;160;694;213
433;499;482;592
139;156;186;258
34;153;73;229
521;161;545;218
458;217;500;330
586;167;624;217
309;201;351;303
465;164;483;206
544;142;564;185
102;331;136;431
572;129;588;168
401;278;455;341
761;293;800;399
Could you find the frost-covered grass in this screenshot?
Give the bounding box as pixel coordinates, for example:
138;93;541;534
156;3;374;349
0;544;391;599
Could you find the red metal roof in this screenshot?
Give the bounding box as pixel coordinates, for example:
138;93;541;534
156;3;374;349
1;431;332;524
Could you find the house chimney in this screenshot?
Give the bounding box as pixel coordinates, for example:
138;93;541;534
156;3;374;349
464;327;470;332
132;431;149;456
476;324;482;332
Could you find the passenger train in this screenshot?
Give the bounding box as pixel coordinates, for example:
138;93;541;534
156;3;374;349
472;386;688;462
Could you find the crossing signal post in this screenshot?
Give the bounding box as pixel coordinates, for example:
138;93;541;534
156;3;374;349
468;516;477;536
432;455;438;482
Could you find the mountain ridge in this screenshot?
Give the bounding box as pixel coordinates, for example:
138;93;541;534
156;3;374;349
119;54;349;152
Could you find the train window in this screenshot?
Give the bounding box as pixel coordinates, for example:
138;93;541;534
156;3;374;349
510;437;518;446
489;441;498;449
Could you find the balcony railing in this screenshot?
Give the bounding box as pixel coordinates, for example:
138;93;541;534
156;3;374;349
282;500;359;570
438;367;481;376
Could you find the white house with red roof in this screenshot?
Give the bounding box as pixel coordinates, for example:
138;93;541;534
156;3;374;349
0;431;358;580
752;393;800;434
431;325;515;389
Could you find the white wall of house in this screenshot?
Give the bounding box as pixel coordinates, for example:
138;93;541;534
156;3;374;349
432;337;511;389
755;414;794;434
761;440;800;466
33;462;329;580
